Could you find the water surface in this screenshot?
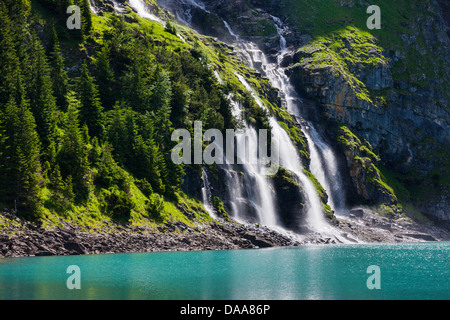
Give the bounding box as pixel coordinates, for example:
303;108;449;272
0;242;448;300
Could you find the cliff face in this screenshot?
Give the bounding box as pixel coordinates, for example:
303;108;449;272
280;1;450;221
187;0;449;221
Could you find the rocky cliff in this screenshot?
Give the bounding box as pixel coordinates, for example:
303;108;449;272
279;0;450;221
97;0;449;222
173;0;450;222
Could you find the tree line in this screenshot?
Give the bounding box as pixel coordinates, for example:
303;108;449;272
0;0;235;220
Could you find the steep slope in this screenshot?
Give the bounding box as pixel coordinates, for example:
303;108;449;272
1;0;450;258
190;0;449;222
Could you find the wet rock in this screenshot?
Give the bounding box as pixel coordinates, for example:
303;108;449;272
350;208;365;218
64;241;87;255
402;233;436;241
243;233;274;248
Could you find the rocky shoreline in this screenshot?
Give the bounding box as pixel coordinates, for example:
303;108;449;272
1;209;450;259
334;208;450;244
0;212;303;258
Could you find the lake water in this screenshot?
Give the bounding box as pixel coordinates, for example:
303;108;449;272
0;242;448;300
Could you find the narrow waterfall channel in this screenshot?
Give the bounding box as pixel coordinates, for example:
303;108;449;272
201;169;218;220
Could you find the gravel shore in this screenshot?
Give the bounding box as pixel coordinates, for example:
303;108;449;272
1;208;449;258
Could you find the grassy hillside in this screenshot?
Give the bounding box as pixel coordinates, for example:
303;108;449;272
0;0;219;229
0;0;307;230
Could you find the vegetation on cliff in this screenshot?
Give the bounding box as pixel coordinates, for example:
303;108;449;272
0;0;237;228
0;0;447;232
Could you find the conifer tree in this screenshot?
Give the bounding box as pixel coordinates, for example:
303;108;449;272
49;164;75;213
0;2;21;106
120;59;151;113
150;68;172;146
94;43;115;110
25;34;58;150
2;98;43;218
137;114;167;194
49;27;70;111
75;0;92;36
81;0;92;34
0;108;8;196
170;81;189;129
3;0;30;65
76;61;104;138
106;104;128;165
57;91;91;199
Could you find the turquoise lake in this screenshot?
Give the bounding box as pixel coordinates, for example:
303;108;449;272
0;242;448;300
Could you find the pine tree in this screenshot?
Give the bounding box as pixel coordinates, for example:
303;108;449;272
170;81;190;129
0;2;21;106
133;134;166;195
0;108;8;197
49;164;75;213
57;91;91;199
81;0;93;35
120;59;151;113
3;0;30;65
75;0;92;36
76;61;104;138
105;104;129;165
150;68;173;146
135;114;166;194
24;34;58;150
49;27;70;111
94;43;115;110
2;98;43;218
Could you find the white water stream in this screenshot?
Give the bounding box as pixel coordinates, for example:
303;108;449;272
129;0;162;23
110;0;351;240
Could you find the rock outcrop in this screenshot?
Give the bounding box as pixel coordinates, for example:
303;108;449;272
131;0;449;221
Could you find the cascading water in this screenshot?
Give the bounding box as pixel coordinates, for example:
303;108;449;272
264;18;348;217
236;73;328;233
304;122;347;214
215;73;279;227
130;0;351;240
111;0;126;14
158;0;210;26
128;0;162;23
88;0;98;14
205;70;275;226
201;170;217;220
220;12;351;238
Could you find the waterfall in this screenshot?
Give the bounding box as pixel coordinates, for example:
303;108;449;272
263;16;348;216
201;170;218;220
111;0;126;14
221;13;351;238
158;0;210;26
236;74;328;233
270;15;288;55
155;0;333;233
88;0;98;14
129;0;162;23
225;88;279;227
142;0;350;239
304;122;347;214
223;16;329;232
223;20;238;40
211;71;279;227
